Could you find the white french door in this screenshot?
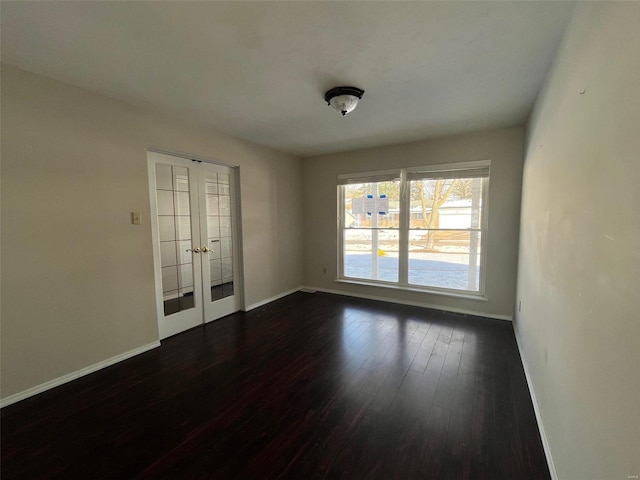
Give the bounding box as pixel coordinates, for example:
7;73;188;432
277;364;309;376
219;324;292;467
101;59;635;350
148;151;242;339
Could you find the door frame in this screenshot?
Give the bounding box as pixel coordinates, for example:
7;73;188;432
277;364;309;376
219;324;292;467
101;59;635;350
147;148;245;339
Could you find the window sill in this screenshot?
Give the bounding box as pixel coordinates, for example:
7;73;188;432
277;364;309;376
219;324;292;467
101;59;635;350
335;278;488;301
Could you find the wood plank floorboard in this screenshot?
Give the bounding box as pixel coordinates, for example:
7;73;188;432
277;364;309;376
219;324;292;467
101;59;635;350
1;292;550;479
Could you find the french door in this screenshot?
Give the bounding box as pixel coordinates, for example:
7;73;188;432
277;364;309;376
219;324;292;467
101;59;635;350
148;151;242;339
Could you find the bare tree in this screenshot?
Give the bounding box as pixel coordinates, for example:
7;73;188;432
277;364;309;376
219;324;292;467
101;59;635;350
415;179;459;250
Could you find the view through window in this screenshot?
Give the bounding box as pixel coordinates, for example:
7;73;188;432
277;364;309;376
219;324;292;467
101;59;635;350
339;163;489;294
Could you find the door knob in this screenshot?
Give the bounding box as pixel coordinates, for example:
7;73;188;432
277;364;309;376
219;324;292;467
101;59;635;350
201;247;210;253
186;247;201;253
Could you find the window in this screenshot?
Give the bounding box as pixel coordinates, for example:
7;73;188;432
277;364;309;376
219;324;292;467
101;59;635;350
341;172;401;282
338;161;489;296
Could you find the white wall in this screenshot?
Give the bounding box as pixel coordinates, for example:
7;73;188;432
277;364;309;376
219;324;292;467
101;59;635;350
303;127;524;319
515;3;640;479
0;66;303;400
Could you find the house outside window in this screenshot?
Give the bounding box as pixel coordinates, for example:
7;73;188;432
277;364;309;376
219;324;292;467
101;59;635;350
338;161;490;296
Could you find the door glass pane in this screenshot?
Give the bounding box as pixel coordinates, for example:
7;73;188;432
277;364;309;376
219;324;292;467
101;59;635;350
157;191;175;215
205;174;218;193
177;240;193;264
219;196;230;216
174;192;190;215
220;237;232;258
161;266;179;292
158;217;176;241
173;167;189;191
218;173;230;191
175;216;191;240
206;195;219;214
156;165;195;316
205;174;234;302
219;216;231;237
179;263;194;288
210;259;222;282
207;216;220;238
160;241;177;267
155;164;173;190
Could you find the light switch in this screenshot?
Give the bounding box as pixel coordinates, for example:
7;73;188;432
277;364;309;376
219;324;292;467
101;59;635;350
131;211;142;225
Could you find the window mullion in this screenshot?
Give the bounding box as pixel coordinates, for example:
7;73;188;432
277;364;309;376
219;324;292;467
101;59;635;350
398;169;409;285
337;185;344;278
371;183;379;280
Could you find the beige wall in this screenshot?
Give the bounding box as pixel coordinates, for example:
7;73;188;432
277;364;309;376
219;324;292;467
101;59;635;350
0;66;303;400
516;3;640;479
302;127;524;319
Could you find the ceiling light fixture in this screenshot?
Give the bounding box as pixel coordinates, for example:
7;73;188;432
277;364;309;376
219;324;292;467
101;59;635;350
325;86;365;116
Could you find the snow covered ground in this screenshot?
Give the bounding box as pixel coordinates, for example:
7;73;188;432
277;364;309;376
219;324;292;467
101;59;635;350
344;252;480;291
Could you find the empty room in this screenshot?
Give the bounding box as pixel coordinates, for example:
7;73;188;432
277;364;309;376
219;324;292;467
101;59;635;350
1;2;638;479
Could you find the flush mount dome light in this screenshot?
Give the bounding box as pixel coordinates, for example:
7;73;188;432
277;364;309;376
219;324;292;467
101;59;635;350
325;86;365;116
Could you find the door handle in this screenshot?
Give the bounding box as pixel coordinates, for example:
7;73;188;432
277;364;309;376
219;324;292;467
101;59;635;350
186;247;201;253
201;247;210;253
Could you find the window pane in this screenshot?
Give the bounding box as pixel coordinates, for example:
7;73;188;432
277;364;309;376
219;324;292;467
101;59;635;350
409;177;484;229
344;180;400;229
344;229;398;282
408;230;482;291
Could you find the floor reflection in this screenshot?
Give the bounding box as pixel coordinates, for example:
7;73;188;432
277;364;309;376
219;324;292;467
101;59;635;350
337;304;481;423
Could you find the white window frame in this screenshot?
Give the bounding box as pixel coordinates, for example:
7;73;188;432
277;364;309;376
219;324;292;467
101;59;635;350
337;160;490;299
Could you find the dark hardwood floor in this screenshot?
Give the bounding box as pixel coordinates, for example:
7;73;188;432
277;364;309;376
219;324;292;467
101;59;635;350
1;292;550;479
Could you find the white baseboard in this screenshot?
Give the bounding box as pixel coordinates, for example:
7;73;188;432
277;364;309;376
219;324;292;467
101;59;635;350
513;327;558;480
303;285;513;321
0;341;161;409
245;286;303;311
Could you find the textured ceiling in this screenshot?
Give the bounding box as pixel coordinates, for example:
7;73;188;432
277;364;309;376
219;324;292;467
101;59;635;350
1;1;575;157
